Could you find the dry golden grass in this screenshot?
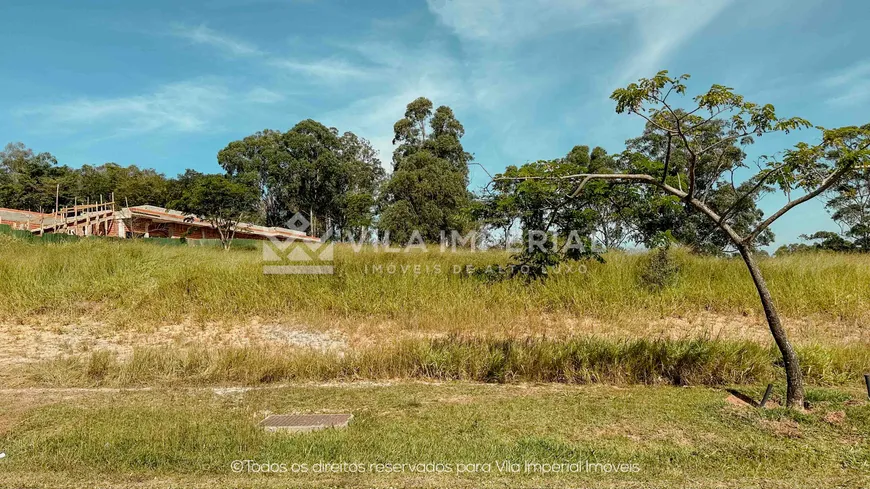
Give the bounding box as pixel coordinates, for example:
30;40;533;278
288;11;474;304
0;237;868;344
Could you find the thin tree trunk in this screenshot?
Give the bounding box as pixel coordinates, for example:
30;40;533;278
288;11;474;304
737;245;805;408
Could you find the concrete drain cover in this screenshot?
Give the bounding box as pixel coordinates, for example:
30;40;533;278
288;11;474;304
260;414;353;433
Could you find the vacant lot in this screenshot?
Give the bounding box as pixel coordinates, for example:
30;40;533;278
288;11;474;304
0;237;868;488
1;237;869;344
1;238;868;386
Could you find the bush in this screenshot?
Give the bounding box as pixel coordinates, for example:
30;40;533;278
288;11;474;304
639;247;681;290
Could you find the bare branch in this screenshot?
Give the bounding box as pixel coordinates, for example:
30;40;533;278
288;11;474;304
469;162;495;180
718;162;788;227
661;133;672;184
746;163;858;243
698;129;755;155
495;172;745;243
632;110;676;134
658;96;698;198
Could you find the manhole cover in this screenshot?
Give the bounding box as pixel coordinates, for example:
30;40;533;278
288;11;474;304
260;414;353;433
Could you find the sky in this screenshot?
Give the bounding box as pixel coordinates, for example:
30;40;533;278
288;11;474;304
2;0;869;249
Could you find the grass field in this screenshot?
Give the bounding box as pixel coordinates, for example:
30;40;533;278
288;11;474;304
1;383;868;488
0;236;868;488
1;236;869;333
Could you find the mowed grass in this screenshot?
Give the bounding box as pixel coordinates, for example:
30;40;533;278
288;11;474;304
0;383;868;488
1;236;869;332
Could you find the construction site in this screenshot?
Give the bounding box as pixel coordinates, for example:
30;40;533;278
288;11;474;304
0;200;317;243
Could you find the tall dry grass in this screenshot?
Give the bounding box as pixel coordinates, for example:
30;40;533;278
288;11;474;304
1;236;869;330
23;336;870;388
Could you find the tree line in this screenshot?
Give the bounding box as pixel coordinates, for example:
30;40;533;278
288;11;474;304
1;98;868;254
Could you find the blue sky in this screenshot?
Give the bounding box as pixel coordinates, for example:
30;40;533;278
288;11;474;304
3;0;869;248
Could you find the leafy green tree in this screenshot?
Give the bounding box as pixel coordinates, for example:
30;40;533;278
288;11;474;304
623;115;773;254
498;71;870;408
277;119;343;236
381;97;473;243
773;242;813;256
776;230;858;255
488;145;628;275
171;173;260;250
217;129;283;224
335;131;386;237
0;142;73;211
218;123;383;238
1;142;173;212
802;231;855;251
475;191;519;248
381;150;469;244
824;162;870;251
74;163;169;207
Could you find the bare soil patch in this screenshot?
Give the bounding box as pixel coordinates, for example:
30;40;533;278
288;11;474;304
0;320;345;366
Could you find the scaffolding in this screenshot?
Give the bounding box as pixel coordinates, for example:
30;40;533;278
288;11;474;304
35;200;116;237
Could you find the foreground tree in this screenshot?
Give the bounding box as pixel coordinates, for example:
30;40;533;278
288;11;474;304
624;118;774;254
499;72;869;408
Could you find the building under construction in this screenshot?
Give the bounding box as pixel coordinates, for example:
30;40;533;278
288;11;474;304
0;202;318;242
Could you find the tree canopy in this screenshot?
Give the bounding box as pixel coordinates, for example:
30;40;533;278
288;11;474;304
380;97;473;243
170;172;260;250
218;121;384;237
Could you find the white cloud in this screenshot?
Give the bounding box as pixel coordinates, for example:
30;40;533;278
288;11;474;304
170;23;263;57
427;0;733;86
319;42;469;168
169;24;374;83
422;0;735;167
245;87;285;103
269;58;374;81
426;0;658;45
822;61;870;87
613;0;732;86
19;81;230;135
823;61;870;106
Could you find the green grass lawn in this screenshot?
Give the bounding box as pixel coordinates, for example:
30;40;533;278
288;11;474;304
1;383;868;488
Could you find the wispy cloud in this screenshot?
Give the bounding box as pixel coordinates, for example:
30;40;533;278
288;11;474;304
823;61;870;106
822;61;870;87
19;81;230;136
426;0;658;45
613;0;732;86
427;0;732;85
321;42;468;167
169;23;263;57
269;58;374;81
170;23;373;83
244;87;285;104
